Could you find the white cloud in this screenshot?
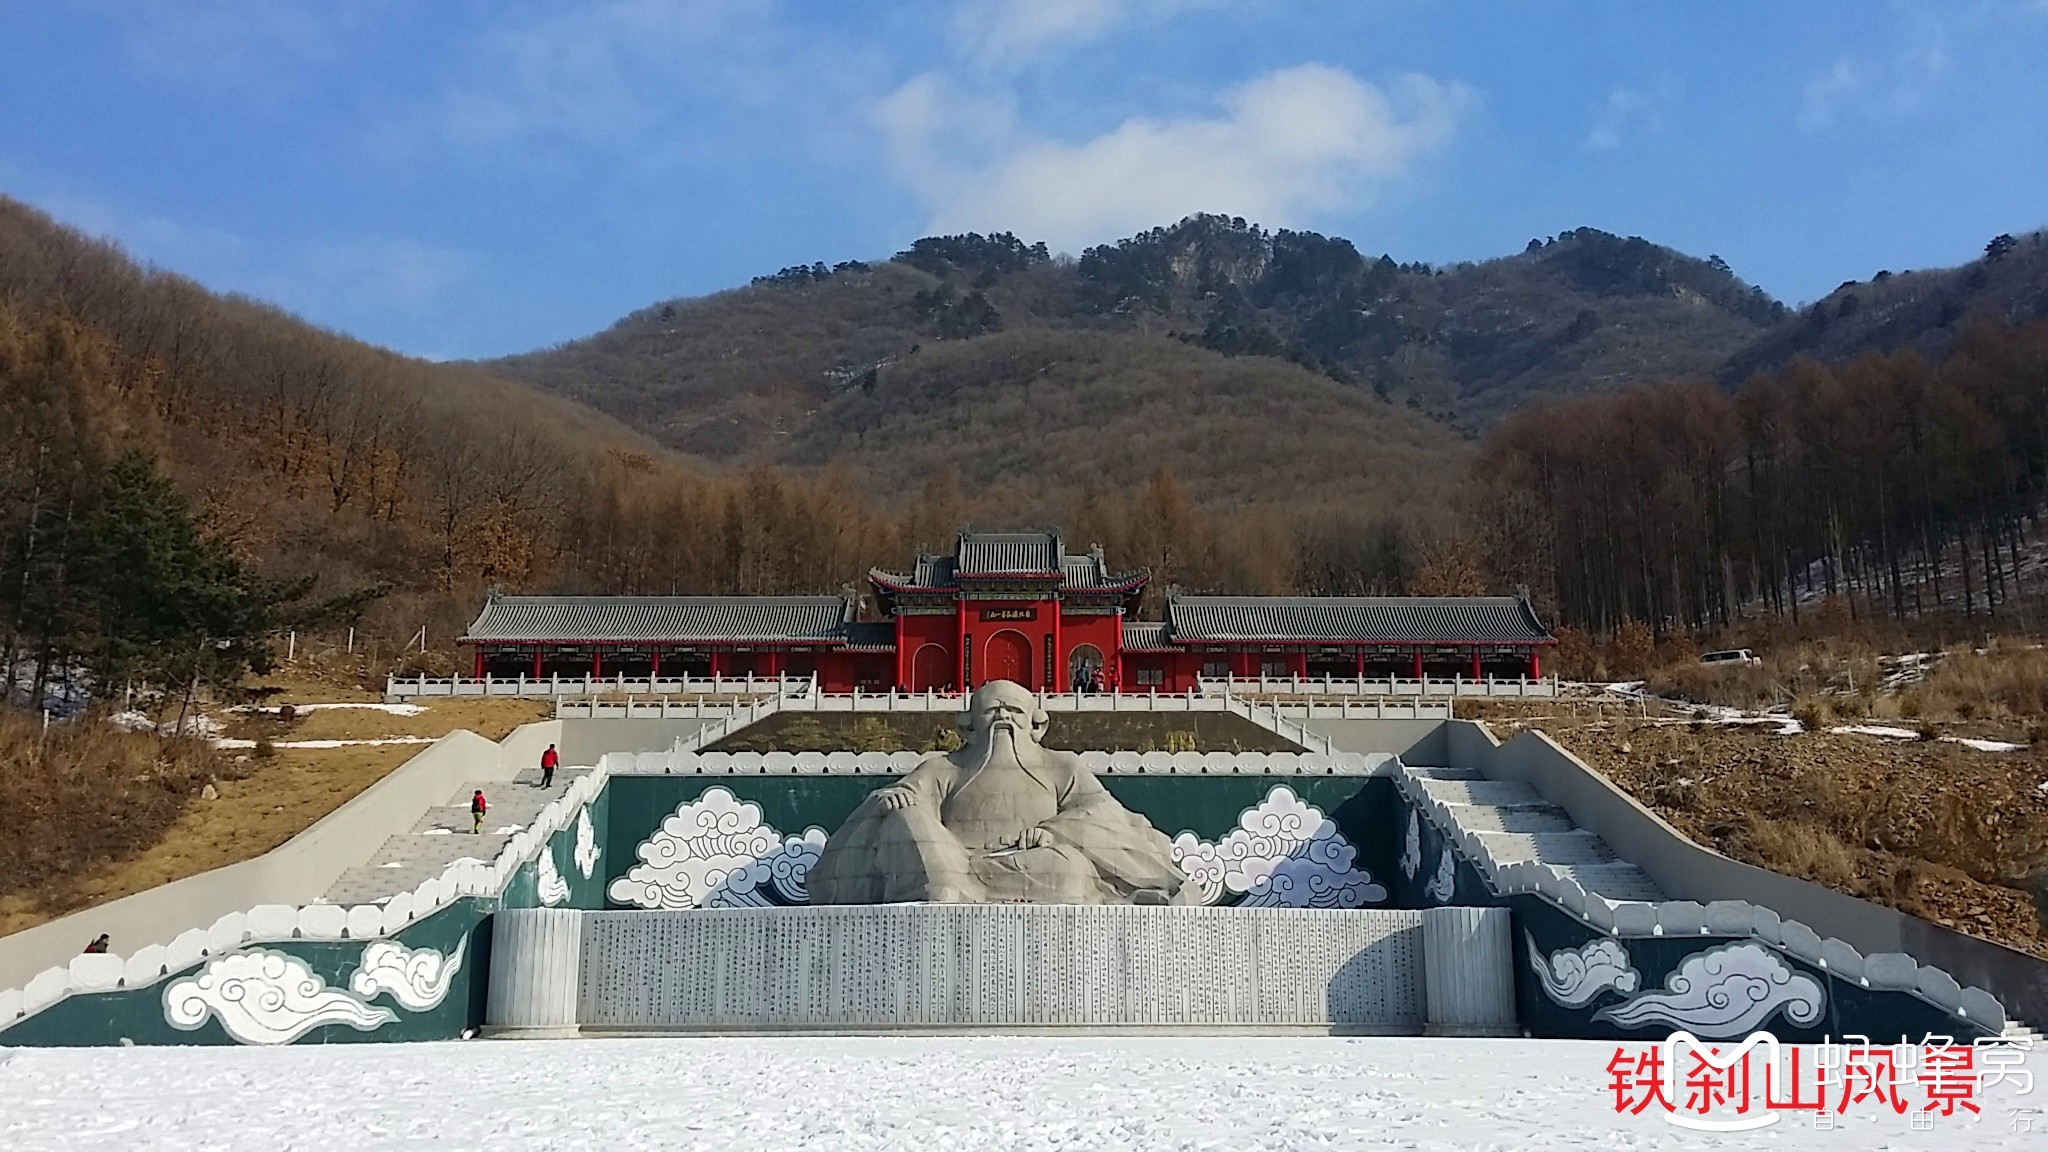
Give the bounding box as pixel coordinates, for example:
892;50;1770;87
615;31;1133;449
1583;87;1664;151
880;63;1470;253
108;0;359;94
23;187;466;338
426;0;783;155
280;239;470;319
1798;60;1862;132
950;0;1225;68
1798;26;1952;133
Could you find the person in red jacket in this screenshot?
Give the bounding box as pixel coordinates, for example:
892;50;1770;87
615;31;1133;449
471;789;487;834
539;743;559;788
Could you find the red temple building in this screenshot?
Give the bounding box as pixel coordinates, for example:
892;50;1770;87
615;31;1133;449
460;531;1554;692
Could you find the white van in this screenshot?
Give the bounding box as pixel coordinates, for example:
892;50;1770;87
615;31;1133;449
1698;649;1760;667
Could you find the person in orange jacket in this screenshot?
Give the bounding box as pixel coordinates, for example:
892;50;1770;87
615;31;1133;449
540;743;559;788
471;789;487;834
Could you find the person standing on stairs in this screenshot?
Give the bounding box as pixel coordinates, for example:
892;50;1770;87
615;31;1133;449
471;789;488;834
540;743;558;788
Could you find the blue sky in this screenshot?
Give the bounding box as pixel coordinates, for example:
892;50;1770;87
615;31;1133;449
3;0;2045;360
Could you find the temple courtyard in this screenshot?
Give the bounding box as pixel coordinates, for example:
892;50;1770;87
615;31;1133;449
1;1035;2030;1149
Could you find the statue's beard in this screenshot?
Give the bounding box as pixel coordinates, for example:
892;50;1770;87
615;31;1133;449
977;721;1028;772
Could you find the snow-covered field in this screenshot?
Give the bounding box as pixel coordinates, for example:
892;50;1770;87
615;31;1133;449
0;1036;2031;1150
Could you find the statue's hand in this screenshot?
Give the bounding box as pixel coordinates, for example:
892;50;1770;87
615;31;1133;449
1020;826;1055;849
874;786;916;812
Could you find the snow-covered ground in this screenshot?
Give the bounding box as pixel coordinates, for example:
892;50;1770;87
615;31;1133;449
0;1036;2033;1150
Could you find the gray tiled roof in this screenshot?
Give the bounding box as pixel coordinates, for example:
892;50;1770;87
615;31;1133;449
1165;597;1552;644
955;531;1061;575
840;622;898;651
1062;555;1124;588
908;554;957;587
874;531;1144;593
464;595;852;644
1121;621;1172;650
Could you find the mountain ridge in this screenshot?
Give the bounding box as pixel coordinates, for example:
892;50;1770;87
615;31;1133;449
485;217;1786;474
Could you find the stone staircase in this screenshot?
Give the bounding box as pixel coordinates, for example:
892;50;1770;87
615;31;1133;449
322;766;594;907
1406;767;1666;902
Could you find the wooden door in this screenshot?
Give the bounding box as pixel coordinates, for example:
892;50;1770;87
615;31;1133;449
984;630;1031;688
911;643;954;691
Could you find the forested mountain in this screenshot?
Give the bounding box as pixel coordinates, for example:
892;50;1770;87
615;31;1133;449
1481;318;2048;635
9;189;2045;661
1722;229;2048;384
0;198;1468;676
0;197;908;673
489;217;1785;456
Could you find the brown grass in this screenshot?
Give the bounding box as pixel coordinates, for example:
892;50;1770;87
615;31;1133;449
1746;818;1861;889
0;743;421;937
0;679;554;938
1469;699;2048;956
0;710;240;918
1899;642;2048;726
1645;638;1886;712
222;695;551;743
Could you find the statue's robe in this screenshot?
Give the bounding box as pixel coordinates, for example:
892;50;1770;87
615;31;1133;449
808;741;1186;904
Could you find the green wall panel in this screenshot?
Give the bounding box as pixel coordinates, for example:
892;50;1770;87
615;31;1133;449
602;774;1401;907
0;898;493;1047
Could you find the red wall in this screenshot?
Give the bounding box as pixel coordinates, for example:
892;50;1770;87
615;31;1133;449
1058;613;1123;690
959;599;1059;690
895;613;957;692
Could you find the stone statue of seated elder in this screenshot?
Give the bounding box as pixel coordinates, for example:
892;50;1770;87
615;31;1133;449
807;680;1191;904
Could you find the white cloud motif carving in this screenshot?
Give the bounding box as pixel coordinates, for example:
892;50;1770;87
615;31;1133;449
1169;786;1386;908
1171;834;1228;905
1424;845;1456;904
608;787;826;909
766;827;826;903
351;938;466;1012
537;845;569;906
1399;807;1421;881
164;951;393;1045
1594;942;1825;1038
1528;931;1639;1008
574;805;600;879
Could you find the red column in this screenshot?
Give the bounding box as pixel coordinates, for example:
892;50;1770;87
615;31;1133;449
764;649;782;680
650;648;661;678
710;650;727;677
1469;649;1482;680
472;648;484;678
1410;650;1424;679
1529;649;1542;678
532;648;543;678
592;646;602;677
1051;602;1064;692
957;597;969;690
1354;649;1365;681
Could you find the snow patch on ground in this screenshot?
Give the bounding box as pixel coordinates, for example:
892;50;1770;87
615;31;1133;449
109;711;224;739
213;737;436;750
1831;724;1923;740
229;702;427;716
1949;736;2026;753
1588;682;1804;733
0;1035;2026;1150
